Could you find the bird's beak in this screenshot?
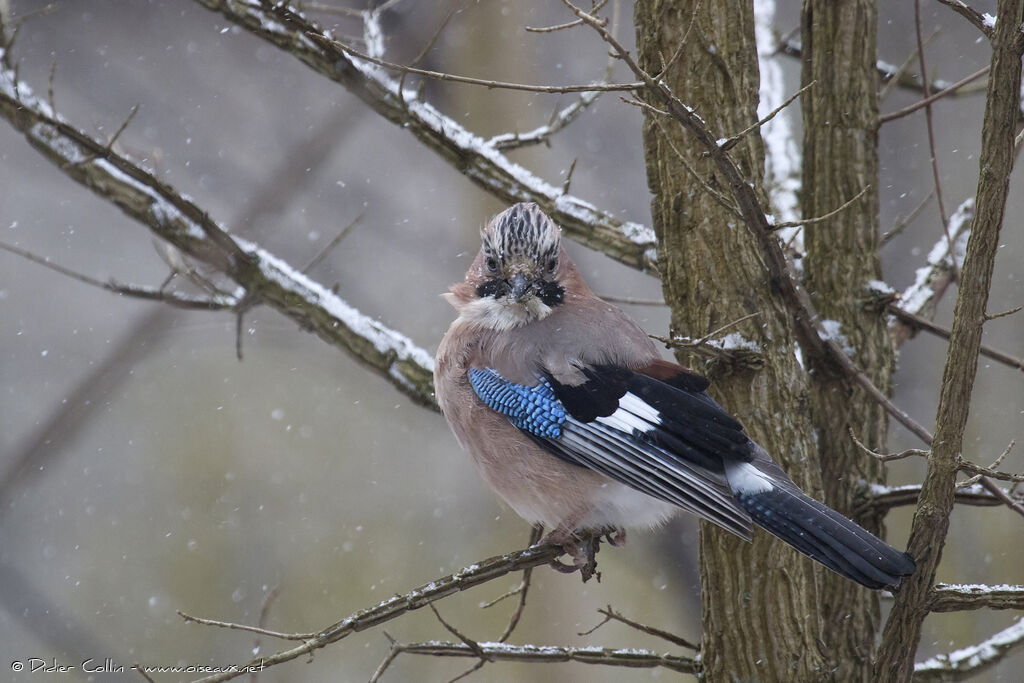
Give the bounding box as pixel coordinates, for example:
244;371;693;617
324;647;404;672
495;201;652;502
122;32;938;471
509;272;532;301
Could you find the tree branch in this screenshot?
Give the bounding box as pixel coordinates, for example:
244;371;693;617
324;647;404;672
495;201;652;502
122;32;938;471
935;0;996;39
307;33;644;93
375;640;697;674
0;54;437;408
913;620;1024;681
191;0;659;273
927;583;1024;612
184;543;564;683
864;481;1022;513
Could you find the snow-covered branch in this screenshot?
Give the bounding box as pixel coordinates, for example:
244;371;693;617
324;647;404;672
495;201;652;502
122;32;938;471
928;583;1024;612
0;51;437;408
864;482;1022;512
914;620;1024;681
193;0;659;273
892;198;974;345
375;640;696;677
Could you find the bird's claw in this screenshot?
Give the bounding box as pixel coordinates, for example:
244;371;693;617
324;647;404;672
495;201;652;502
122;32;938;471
542;529;602;582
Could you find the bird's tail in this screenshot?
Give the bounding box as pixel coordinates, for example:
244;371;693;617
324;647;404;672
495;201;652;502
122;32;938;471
736;485;916;589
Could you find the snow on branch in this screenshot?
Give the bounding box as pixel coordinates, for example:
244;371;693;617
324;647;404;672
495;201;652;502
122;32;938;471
913;619;1024;681
193;0;659;273
0;51;437;408
373;640;696;678
928;583;1024;612
897;198;974;320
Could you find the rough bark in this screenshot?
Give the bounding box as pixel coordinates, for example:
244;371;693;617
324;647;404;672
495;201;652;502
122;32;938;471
635;2;830;679
800;1;887;679
874;0;1024;677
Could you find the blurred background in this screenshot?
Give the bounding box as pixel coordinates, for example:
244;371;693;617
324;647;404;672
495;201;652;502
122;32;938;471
0;0;1020;681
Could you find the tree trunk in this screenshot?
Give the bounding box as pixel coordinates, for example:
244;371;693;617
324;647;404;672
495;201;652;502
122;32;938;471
635;2;831;679
800;1;887;680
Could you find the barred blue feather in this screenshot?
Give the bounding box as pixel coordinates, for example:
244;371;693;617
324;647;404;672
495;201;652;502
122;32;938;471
468;368;566;438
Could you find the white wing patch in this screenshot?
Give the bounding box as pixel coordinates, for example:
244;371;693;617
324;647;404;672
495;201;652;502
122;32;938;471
725;461;775;494
595;391;662;434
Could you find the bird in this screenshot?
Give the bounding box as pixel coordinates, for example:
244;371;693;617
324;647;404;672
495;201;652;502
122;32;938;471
434;202;916;589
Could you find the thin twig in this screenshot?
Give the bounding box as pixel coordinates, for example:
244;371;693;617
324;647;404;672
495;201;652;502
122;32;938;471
985;305;1022;321
597;294;666;306
914;0;956;283
496;524;543;642
879;29;940;102
578;605;698;650
306;33;644;93
302;212;363;273
0;242;237;310
178;610;312;641
770;185;870;230
881;190;934;245
888;307;1024;374
106;103;139;151
133;666;157;683
183;543;563;682
718;80;815;152
849;428;929;462
935;0;995;38
879;65;989;124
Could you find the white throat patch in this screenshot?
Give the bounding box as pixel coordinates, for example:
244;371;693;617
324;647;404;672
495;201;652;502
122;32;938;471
458;296;552;331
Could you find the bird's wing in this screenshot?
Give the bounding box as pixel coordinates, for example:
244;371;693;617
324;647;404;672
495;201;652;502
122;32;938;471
468;361;754;538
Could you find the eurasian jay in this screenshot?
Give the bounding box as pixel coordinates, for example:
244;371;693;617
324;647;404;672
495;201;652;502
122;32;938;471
435;202;915;589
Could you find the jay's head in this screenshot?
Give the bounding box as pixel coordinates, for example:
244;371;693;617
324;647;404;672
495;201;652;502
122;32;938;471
446;203;571;330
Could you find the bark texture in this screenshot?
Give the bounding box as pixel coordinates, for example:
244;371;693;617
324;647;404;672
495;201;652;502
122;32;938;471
800;1;888;679
635;2;830;679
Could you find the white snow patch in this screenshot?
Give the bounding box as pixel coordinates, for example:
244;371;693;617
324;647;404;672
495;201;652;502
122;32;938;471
754;0;801;226
900;198;974;314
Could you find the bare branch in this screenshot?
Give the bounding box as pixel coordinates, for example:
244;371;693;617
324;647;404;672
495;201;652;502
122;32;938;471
770;185;870;230
301;212;363;273
928;583;1024;612
913;621;1024;681
376;640;697;674
879;29;940;102
578;605;698;650
935;0;996;39
307;32;644;94
848;428;929;463
881;189;934;245
183;543;563;683
718;80;815;152
178;610;310;641
880;66;989;124
0;241;239;311
914;0;955;275
862;481;1023;513
193;0;658;273
495;524;543;643
0;57;438;408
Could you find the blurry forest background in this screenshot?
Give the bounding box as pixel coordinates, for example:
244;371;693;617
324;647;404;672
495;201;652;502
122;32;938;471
0;0;1021;681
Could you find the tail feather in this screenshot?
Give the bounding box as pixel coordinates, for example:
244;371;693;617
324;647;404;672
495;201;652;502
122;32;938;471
737;487;916;589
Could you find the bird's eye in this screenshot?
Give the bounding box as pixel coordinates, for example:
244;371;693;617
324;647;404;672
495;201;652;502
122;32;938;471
546;257;558;273
485;257;498;273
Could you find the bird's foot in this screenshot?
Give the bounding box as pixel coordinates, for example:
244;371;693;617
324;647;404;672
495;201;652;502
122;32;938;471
603;527;627;547
542;528;601;582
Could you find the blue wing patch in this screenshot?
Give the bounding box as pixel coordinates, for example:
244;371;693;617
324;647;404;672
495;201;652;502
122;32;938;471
468;367;566;438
